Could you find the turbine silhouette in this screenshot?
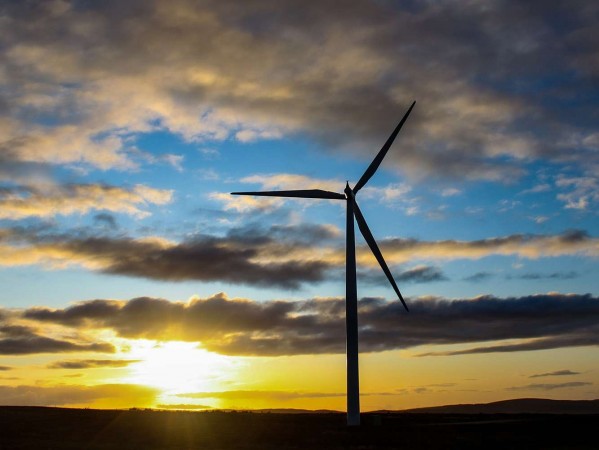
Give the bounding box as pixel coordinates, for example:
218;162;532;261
232;101;415;426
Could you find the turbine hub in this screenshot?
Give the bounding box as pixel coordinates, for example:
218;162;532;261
344;182;352;197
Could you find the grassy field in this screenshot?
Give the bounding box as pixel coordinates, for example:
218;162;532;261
0;406;596;449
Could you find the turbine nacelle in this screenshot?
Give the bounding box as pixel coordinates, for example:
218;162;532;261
344;181;352;198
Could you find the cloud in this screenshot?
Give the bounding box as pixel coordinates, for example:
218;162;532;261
1;0;597;181
132;150;185;171
0;384;159;407
396;266;447;283
0;225;596;287
378;230;599;264
198;148;220;159
0;324;115;355
360;265;447;285
212;174;344;213
463;272;495;283
238;174;341;191
0;224;339;289
507;272;579;280
361;183;417;212
16;292;599;357
441;188;461;197
520;183;552;195
529;370;581;378
209;192;283;213
0;366;12;371
530;215;549;224
235;128;282;143
47;359;140;369
0;184;173;219
415;334;599;357
506;382;592;391
556;175;599;210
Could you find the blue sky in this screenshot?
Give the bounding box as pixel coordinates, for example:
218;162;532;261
0;0;597;409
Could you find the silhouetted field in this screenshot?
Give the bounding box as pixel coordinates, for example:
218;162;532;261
0;406;596;449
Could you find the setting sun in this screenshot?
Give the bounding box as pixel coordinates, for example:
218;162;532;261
123;341;241;398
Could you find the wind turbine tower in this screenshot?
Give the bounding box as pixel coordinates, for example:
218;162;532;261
232;101;415;426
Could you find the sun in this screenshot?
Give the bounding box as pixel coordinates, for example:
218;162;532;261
122;340;239;395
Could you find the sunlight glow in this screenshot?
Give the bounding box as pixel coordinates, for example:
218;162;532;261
123;340;240;395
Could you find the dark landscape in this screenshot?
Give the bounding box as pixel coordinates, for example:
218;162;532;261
1;399;597;450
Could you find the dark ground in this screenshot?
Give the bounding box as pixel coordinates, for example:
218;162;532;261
0;406;596;450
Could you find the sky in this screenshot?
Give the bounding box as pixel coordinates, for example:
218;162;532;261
0;0;598;411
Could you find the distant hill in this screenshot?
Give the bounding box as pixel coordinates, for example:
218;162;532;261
391;398;599;415
160;398;599;415
233;398;599;415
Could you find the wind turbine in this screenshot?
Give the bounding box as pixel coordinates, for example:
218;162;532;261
232;101;415;426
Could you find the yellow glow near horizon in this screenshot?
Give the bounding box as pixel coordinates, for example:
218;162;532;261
122;340;241;396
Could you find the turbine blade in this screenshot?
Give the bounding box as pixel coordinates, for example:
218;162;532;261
231;189;345;200
351;197;409;312
353;101;416;194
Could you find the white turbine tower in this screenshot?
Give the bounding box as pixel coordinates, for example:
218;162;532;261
232;101;415;426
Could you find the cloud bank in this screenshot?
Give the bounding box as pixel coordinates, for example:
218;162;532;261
1;0;597;183
47;359;140;369
6;292;597;357
0;324;115;355
0;225;596;287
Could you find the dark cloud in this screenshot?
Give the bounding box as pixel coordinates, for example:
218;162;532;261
0;324;115;355
506;382;592;391
463;272;495;283
0;0;597;182
47;359;140;369
360;265;447;285
507;272;579;280
21;292;599;357
415;334;599;357
25;294;302;346
0;365;12;371
529;370;581;378
1;223;338;289
92;236;329;289
2;225;596;287
396;266;447;283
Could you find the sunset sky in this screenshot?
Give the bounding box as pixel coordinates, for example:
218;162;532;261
1;0;598;411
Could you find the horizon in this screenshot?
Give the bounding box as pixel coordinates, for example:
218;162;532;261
4;396;598;413
1;0;598;412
